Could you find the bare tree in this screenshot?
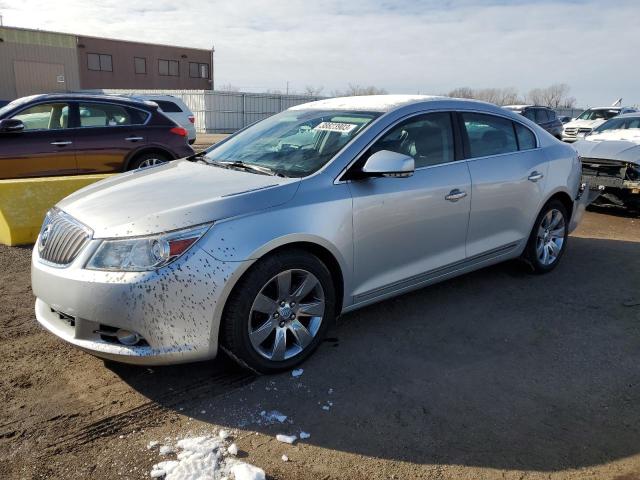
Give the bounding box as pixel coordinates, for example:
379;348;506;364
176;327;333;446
343;84;388;96
447;87;523;105
303;85;324;96
527;84;574;108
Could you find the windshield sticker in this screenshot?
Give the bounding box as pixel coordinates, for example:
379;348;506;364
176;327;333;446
314;122;358;134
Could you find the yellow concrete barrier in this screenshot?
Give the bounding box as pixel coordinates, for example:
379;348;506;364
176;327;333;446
0;174;112;246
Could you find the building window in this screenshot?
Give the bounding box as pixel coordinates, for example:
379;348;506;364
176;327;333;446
134;57;147;74
87;53;113;72
159;59;179;76
189;62;209;79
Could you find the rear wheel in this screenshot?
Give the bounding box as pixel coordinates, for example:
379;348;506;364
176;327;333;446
221;250;335;374
127;152;170;170
524;199;569;273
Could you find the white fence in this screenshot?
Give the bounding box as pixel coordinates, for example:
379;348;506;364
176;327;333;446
83;89;323;133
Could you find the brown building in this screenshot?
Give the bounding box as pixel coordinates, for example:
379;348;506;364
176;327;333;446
0;26;213;101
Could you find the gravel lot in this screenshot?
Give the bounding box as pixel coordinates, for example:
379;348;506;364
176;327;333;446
1;208;639;479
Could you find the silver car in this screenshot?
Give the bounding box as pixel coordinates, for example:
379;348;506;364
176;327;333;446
32;95;588;373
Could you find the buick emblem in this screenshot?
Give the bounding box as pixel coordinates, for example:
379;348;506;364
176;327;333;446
39;224;52;251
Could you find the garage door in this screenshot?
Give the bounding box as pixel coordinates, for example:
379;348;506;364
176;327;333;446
14;61;67;97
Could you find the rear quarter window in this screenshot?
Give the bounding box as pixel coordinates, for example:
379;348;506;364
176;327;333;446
515;123;537;150
154;100;183;113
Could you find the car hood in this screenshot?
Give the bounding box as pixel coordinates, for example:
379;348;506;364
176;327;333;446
574;137;640;165
564;119;606;129
57;160;300;238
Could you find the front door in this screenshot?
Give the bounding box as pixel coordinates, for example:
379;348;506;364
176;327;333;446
73;101;148;173
0;102;76;179
348;112;471;302
461;112;548;257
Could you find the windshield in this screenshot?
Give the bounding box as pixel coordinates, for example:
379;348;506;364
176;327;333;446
593;116;640;133
202;109;380;177
0;96;42;118
577;108;621;121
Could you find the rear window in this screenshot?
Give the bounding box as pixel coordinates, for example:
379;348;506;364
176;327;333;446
154;100;183;113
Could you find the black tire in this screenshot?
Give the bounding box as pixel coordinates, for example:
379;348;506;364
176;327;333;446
221;249;336;374
127;151;170;170
523;199;569;274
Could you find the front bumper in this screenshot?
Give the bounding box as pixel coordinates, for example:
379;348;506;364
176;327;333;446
32;239;249;365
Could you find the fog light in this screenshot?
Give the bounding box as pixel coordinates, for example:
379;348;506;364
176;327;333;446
116;329;141;346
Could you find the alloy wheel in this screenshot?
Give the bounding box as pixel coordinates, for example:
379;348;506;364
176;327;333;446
138;158;165;168
248;269;325;361
536;208;566;266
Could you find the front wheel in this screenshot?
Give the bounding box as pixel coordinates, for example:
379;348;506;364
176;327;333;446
524;200;569;273
221;250;336;374
127;152;169;170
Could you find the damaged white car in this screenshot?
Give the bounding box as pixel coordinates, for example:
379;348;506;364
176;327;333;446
574;112;640;210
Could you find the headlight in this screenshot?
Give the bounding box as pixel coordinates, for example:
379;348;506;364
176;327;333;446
86;224;211;271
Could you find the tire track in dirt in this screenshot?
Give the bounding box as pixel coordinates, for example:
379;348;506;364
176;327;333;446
43;370;254;455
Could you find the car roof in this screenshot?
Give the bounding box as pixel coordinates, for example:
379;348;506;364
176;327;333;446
14;93;155;109
613;112;640;118
288;94;504;113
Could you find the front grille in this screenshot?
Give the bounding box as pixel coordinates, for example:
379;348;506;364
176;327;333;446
564;127;578;136
38;209;92;266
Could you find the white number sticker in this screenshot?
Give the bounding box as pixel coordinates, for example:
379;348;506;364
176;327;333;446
314;122;357;133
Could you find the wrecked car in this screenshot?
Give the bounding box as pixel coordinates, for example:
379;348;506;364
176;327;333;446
574;113;640;210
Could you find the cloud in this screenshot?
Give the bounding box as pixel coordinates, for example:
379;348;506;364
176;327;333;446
2;0;639;105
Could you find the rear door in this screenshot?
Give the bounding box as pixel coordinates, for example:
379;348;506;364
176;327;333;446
461;112;547;257
0;101;76;179
73;102;149;173
349;112;471;301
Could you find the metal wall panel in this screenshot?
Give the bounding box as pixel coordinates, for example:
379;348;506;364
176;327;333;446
0;28;79;101
87;89;324;133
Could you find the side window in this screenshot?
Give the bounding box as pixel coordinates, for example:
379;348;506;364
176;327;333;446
547;109;557;121
535;109;549;123
12;103;69;131
523;109;536;121
515;123;537;150
462;112;518;158
370;112;455;168
78;103;146;127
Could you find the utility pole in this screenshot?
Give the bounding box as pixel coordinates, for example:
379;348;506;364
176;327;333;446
286;81;289;95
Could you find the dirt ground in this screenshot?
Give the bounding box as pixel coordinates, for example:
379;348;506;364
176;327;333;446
1;207;639;480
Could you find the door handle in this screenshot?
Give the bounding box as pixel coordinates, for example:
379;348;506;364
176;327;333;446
445;189;467;202
125;136;144;142
51;141;72;146
528;171;544;182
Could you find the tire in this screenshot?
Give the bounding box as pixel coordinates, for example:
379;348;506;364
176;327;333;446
127;152;170;170
523;199;569;274
221;250;336;374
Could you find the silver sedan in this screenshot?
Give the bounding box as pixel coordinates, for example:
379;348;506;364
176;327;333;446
32;95;588;373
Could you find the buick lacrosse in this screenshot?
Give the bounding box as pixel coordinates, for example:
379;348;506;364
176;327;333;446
32;95;588;373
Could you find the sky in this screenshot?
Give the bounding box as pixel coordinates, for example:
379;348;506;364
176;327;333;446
0;0;637;106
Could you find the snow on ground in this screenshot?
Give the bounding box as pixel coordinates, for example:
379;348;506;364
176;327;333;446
291;368;304;378
259;410;287;424
276;434;297;444
148;432;265;480
299;431;311;439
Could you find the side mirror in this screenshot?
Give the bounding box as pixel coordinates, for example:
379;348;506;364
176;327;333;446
361;150;415;178
0;118;25;133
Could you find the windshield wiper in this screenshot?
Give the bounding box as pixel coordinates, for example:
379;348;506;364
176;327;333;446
208;159;285;177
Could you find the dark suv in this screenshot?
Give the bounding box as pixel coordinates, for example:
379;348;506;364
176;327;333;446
0;94;194;180
503;105;563;140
